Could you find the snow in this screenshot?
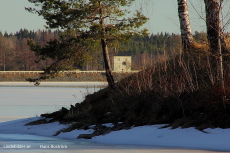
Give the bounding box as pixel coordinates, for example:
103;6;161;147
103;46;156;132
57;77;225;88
92;126;230;151
0;82;229;152
0;117;230;152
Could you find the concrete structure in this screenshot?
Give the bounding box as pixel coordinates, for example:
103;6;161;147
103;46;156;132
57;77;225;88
113;56;131;72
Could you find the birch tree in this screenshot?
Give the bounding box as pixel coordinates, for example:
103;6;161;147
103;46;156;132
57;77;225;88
177;0;194;52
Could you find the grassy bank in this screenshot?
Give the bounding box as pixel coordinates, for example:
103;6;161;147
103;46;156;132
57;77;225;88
0;72;132;82
27;54;230;139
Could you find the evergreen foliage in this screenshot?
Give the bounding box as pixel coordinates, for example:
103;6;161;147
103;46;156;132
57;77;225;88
118;32;181;56
27;30;93;74
15;29;36;39
26;0;148;87
0;28;209;71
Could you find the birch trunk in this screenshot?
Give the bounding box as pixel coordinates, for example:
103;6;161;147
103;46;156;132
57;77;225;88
177;0;194;51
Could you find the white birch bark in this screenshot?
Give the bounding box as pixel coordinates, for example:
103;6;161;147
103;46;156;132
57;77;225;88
177;0;194;51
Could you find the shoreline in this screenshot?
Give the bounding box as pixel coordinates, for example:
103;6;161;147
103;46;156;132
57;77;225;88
0;117;229;152
1;79;230;152
0;82;108;87
0;72;132;82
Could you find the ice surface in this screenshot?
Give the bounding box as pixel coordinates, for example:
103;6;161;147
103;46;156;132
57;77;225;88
0;82;104;122
0;82;229;153
0;117;229;152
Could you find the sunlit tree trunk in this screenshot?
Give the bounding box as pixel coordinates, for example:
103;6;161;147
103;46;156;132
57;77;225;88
204;0;224;84
204;0;225;109
99;2;115;89
177;0;194;52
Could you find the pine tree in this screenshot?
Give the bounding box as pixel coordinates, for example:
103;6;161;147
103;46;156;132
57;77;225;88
26;0;148;88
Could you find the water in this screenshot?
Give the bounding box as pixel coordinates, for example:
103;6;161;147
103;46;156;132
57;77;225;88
0;82;163;153
0;82;220;153
0;82;109;152
0;82;104;122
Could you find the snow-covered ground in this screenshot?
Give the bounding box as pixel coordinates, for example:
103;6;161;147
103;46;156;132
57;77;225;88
0;82;229;153
0;117;229;152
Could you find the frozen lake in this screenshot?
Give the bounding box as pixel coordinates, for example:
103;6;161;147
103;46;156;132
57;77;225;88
0;82;105;122
0;82;225;153
0;82;156;152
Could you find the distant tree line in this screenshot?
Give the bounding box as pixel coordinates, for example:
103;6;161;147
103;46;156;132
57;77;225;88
0;29;60;71
0;28;207;71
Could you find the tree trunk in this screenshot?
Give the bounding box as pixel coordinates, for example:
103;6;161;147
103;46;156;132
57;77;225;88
99;3;115;89
101;38;116;88
204;0;220;55
204;0;226;111
204;0;224;87
177;0;194;51
204;0;228;54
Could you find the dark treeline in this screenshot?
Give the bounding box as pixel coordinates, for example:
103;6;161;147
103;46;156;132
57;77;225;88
0;29;206;71
116;31;207;70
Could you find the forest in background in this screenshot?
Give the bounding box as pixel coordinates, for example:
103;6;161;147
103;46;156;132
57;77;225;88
4;0;230;136
0;29;208;71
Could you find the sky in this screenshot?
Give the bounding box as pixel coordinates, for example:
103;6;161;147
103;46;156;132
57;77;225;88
0;0;228;35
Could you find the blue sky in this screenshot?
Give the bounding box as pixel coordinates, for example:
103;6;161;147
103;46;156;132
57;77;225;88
0;0;46;34
0;0;223;35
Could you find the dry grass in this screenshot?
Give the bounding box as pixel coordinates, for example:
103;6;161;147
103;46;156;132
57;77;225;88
36;52;230;132
190;42;208;53
0;72;133;82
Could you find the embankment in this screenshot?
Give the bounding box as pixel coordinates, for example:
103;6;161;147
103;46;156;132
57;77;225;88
0;71;136;82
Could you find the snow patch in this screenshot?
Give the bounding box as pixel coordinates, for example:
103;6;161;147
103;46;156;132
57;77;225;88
0;117;230;151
